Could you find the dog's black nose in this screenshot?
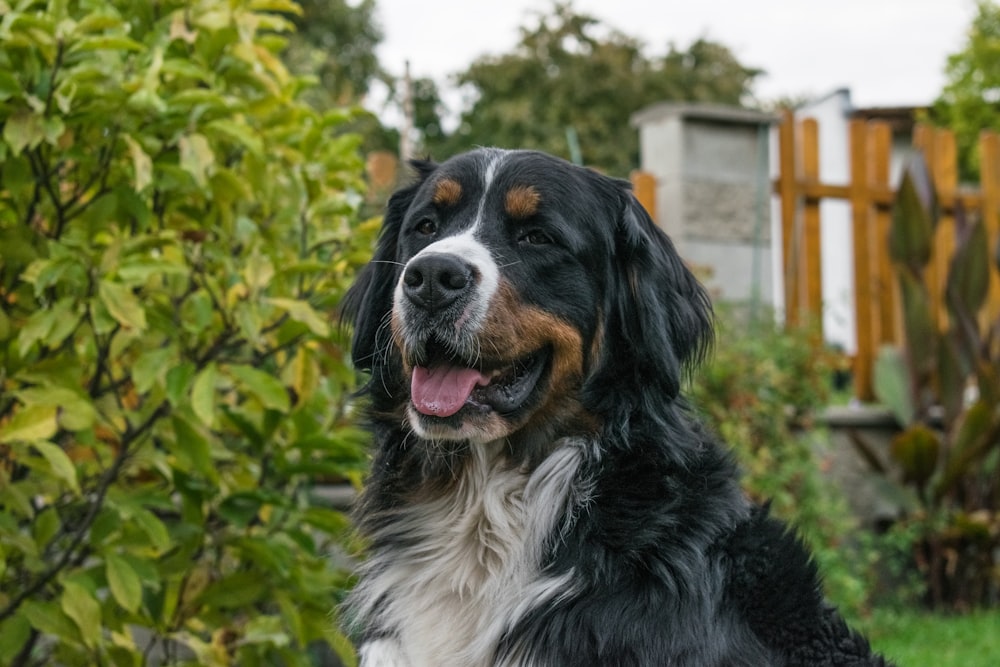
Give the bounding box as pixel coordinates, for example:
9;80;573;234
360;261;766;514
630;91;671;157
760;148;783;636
402;253;473;311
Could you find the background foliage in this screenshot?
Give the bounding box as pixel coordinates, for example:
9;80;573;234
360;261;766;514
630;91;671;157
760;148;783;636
690;312;872;619
932;0;1000;180
413;2;762;176
871;157;1000;611
0;0;374;664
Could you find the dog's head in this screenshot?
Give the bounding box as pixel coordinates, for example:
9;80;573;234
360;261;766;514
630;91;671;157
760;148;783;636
342;148;712;447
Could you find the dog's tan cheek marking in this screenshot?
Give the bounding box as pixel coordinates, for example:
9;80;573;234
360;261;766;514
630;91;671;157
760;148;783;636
389;310;413;374
432;178;462;207
505;185;541;219
481;282;584;397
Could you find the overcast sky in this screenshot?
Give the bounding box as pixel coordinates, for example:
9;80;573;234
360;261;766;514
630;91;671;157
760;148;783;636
372;0;976;113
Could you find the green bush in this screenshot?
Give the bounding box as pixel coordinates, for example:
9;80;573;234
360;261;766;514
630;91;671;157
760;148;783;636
690;311;872;619
871;155;1000;610
0;1;374;664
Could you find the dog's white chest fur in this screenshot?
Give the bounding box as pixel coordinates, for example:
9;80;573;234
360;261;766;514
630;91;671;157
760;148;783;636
352;442;587;667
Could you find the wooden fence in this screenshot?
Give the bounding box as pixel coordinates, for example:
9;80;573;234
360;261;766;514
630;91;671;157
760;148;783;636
775;110;1000;401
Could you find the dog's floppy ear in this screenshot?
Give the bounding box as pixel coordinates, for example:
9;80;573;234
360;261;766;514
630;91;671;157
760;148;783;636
599;189;714;401
340;160;437;371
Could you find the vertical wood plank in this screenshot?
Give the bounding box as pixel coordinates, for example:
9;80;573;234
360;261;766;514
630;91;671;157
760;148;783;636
978;131;1000;328
630;171;657;222
801;118;823;331
932;129;958;333
778;109;800;325
869;122;896;345
849;120;875;401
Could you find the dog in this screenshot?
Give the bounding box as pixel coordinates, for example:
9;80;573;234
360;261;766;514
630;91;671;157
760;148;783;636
340;148;891;666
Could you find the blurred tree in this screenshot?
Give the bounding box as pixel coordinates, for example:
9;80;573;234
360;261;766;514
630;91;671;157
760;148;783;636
423;2;761;175
932;1;1000;180
283;0;401;156
284;0;385;105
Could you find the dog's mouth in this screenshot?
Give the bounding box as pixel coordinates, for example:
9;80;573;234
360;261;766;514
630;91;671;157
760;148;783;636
409;339;549;419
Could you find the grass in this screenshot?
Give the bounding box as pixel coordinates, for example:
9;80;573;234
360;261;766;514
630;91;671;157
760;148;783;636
860;608;1000;666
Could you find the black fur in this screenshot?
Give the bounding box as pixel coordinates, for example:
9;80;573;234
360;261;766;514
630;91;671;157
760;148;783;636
341;149;890;666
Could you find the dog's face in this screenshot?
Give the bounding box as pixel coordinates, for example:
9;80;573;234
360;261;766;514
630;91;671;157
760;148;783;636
343;148;713;448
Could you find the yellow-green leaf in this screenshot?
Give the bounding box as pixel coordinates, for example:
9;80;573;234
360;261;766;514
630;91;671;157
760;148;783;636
106;553;143;613
226;364;290;413
0;404;58;444
179;132;215;187
123;134;153;192
2;108;45;155
33;441;80;495
61;581;101;648
17;386;95;431
191;363;218;427
265;297;330;336
99;280;147;331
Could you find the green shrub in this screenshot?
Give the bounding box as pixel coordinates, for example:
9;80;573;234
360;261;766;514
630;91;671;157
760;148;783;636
0;1;374;664
872;156;1000;610
690;311;872;619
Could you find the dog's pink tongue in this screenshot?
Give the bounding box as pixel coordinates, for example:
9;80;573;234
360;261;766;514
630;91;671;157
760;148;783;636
411;365;490;417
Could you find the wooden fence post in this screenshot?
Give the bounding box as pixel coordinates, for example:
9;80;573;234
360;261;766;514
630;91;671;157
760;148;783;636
849;120;875;401
868;122;896;346
979;130;1000;328
630;170;657;222
777;109;800;326
801;118;823;329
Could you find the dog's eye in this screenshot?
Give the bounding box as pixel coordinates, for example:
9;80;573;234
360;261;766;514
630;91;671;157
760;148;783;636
519;230;552;246
414;218;437;236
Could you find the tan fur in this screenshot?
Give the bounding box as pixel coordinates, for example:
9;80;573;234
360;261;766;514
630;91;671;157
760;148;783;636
504;185;541;219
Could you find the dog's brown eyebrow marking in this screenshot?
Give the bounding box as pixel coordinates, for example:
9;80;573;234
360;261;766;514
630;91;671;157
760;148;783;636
505;185;541;219
432;178;462;207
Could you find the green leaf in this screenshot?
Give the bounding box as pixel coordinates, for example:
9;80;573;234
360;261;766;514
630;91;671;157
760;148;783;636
946;215;990;322
205;117;263;155
21;600;80;644
191;363;218;427
171;414;216;481
897;270;936;382
17;385;96;431
99;280;147;331
0;613;32;665
244;250;275;292
179;132;215;187
68;35;145;53
265;297;330;337
0;69;22;102
130;507;171;553
32;506;61;549
33;441;81;494
0;404;58;443
61;580;102;648
890;425;940;488
133;346;174;393
2;108;45;154
166;362;197;407
242;615;290;648
226;364;290;413
872;346;915;426
934;401;1000;500
300;507;351;537
106;553;143;613
890;159;935;269
123;134;153;192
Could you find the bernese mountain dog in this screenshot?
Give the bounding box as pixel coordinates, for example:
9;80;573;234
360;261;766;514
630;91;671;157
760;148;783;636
341;148;891;666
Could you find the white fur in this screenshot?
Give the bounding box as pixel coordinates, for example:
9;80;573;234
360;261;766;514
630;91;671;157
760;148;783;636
472;148;507;233
393;231;500;355
352;439;591;667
